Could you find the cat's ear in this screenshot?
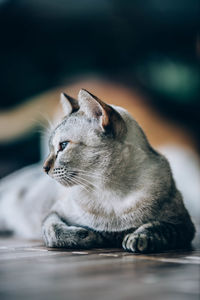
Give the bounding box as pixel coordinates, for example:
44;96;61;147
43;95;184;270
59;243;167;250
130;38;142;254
60;93;79;115
78;89;126;138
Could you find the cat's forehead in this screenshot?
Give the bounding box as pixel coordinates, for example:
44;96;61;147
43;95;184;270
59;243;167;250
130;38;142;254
50;113;98;148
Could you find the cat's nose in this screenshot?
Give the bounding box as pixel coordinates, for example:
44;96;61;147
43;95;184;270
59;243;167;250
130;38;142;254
43;155;54;174
43;165;50;174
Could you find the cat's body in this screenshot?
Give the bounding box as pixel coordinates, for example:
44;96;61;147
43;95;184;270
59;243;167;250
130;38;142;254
0;89;195;252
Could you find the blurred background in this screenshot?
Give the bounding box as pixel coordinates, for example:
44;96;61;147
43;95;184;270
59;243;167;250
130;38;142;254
0;0;199;178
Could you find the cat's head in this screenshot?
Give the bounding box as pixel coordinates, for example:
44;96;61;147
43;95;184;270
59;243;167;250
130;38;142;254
43;89;129;188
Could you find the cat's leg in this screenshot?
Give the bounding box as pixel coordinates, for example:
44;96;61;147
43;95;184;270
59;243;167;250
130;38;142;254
42;213;107;248
122;221;195;253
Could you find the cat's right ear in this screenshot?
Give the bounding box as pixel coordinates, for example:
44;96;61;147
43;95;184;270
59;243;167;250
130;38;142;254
60;93;79;116
78;89;127;139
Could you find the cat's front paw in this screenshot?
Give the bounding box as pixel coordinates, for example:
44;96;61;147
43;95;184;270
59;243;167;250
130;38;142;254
42;214;99;248
42;221;66;247
122;232;149;253
42;221;90;248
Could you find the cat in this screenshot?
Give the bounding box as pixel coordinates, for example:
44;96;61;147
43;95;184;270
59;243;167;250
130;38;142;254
1;78;199;221
0;89;195;253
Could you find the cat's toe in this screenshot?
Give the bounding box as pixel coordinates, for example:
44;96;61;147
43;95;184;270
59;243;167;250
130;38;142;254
42;223;59;247
122;233;149;253
122;233;136;252
136;234;149;252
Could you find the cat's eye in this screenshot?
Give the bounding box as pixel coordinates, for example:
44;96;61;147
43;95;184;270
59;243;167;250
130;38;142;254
58;141;69;152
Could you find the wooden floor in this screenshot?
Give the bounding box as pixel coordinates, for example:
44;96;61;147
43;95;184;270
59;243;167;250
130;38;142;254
0;232;199;300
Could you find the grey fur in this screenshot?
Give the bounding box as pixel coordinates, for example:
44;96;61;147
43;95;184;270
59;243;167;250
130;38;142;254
0;89;195;252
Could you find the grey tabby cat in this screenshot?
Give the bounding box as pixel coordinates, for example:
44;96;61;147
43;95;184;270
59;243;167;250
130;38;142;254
0;89;195;253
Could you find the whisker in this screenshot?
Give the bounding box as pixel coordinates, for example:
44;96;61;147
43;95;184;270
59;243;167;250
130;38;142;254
65;171;102;183
67;176;92;194
52;167;125;193
74;175;100;193
68;173;97;193
70;169;103;179
74;173;103;181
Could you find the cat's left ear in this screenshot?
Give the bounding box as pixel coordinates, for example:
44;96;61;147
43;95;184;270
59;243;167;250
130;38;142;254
78;89;126;139
60;93;79;115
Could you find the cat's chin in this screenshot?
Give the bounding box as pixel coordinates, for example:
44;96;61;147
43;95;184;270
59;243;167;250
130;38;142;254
54;178;77;188
60;181;77;188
